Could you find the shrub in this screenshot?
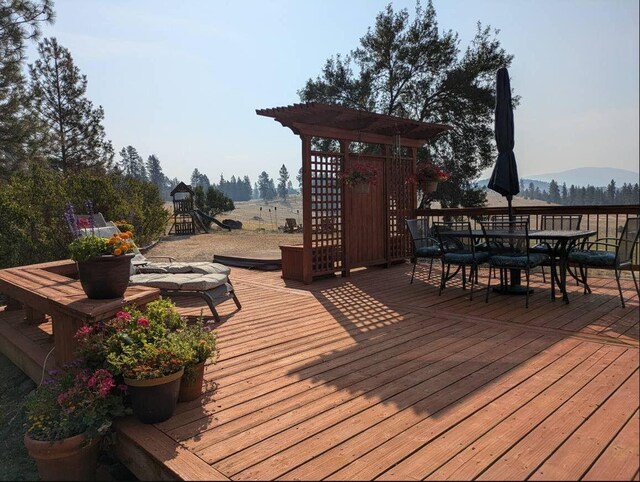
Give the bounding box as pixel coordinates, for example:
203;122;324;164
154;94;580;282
0;166;169;268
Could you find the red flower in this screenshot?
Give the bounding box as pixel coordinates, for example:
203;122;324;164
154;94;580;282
137;317;149;327
116;311;131;321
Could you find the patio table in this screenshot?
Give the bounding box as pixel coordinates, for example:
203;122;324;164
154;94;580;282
457;229;597;303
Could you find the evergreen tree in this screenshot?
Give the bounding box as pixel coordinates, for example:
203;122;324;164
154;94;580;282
191;168;203;188
253;182;259;199
548;179;561;204
257;171;273;201
147;154;165;199
205;185;234;216
561;183;568;204
277;164;289;200
0;0;54;178
29;37;113;172
606;179;616;203
299;1;514;207
119;146;146;180
242;175;252;201
297;167;303;195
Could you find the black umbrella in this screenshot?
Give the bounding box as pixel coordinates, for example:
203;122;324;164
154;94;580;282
488;67;519;220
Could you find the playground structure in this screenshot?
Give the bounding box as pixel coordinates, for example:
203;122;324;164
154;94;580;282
168;182;232;235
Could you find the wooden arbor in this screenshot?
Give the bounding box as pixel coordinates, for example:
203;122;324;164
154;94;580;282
257;102;451;284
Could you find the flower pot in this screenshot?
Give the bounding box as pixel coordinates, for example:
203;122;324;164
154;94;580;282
179;360;206;402
77;253;134;299
24;433;101;481
423;180;439;193
124;368;184;424
353;183;370;194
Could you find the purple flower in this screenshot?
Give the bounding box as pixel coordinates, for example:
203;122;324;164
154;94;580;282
64;202;80;238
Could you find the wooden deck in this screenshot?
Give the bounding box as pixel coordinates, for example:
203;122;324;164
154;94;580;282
1;263;638;480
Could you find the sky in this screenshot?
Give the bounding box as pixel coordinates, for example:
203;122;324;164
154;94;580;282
27;0;640;185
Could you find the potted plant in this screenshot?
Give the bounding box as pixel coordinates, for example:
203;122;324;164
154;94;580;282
23;365;127;481
75;299;191;423
68;230;135;299
341;161;378;193
174;319;219;402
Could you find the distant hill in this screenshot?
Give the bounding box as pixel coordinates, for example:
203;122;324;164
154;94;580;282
531;167;638;187
475;178;549;191
478;167;638;190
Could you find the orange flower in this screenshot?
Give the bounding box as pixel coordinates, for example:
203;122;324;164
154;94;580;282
113;248;122;256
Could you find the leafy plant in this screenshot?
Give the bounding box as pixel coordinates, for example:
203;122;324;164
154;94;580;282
68;231;135;261
173;319;218;382
24;365;127;442
74;298;191;380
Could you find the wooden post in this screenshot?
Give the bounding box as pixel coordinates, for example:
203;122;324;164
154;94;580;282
384;143;391;268
50;310;85;365
25;307;47;324
340;139;350;278
301;135;313;284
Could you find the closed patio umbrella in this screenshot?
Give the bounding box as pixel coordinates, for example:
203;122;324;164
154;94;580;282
488;67;519;220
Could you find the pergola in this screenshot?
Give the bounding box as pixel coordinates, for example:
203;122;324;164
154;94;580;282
257;102;451;284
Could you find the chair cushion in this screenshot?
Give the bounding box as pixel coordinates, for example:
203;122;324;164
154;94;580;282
530;243;552;254
489;253;549;269
130;273;228;291
443;251;489;265
416;246;440;257
568;249;616;267
136;262;231;276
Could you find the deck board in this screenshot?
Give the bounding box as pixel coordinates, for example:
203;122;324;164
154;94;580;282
1;262;638;480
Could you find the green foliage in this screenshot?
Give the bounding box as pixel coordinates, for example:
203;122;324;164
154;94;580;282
68;236;109;261
29;37;114;172
299;0;515;207
277;164;290;200
257;171;276;201
0;0;54;180
173;319;218;382
23;365;127;442
75;298;191;380
0;165;169;268
205;185;234;216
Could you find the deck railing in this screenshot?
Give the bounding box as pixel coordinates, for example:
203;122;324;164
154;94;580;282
415;204;640;269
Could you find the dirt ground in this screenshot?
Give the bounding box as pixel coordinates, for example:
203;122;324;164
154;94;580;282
148;192;552;262
147;196;303;261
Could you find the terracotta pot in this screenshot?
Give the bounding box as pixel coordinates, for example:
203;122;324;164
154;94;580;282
353;183;370;194
124;368;184;424
77;253;133;299
24;433;101;481
179;360;206;402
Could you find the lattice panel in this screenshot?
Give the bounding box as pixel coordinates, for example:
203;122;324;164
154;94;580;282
310;152;343;274
386;153;414;260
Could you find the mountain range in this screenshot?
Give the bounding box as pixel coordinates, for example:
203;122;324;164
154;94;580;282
478;167;638;190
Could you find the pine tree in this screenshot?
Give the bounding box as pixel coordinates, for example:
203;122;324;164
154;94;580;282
29;37;113;172
257;171;272;201
561;183;568;204
299;1;514;207
277;164;289;200
146;154;166;196
297;167;303;195
606;179;616;203
548;179;561;204
119;146;146;180
0;0;54;178
191;168;202;188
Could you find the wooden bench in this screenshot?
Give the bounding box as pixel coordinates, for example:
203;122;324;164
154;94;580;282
0;260;159;365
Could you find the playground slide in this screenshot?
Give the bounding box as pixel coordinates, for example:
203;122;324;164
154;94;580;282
193;209;231;231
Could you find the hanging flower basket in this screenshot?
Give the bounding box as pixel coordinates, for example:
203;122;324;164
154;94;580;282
342;161;378;193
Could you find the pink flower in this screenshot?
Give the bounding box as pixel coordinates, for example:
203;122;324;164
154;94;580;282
137;317;149;327
74;325;92;339
116;311;132;320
